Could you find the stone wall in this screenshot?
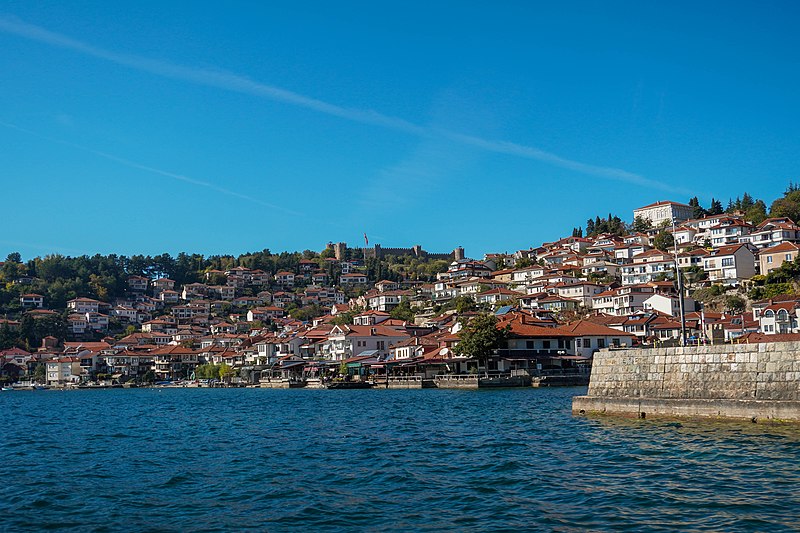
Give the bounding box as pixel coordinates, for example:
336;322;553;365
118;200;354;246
573;342;800;422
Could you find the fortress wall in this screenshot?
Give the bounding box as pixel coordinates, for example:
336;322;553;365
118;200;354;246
573;342;800;422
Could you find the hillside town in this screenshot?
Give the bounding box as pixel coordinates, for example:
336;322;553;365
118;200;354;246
3;192;800;388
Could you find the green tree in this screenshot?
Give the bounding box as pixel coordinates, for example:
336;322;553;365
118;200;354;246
688;197;706;219
446;295;477;314
32;363;45;383
723;295;746;315
453;314;510;376
770;190;800;222
745;200;768;225
218;363;233;382
708;198;724;215
196;364;220;380
515;257;533;269
0;322;16;349
654;231;675;251
289;303;323;321
632;215;651;232
389;300;415;322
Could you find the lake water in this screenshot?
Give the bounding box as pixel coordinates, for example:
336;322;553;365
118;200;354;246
1;387;799;532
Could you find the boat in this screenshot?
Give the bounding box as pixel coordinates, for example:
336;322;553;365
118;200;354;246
1;386;13;391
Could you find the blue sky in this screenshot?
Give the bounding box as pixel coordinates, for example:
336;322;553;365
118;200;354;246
1;1;798;261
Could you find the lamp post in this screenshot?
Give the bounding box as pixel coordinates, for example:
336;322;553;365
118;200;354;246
671;218;688;346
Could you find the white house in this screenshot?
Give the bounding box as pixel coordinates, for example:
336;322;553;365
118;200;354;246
67;298;105;314
702;244;756;285
621;250;675;286
325;324;410;361
758;242;800;275
643;293;697;317
46;357;81;385
556;282;608;308
745;218;800;249
19;293;44;309
757;300;800;335
340;273;368;285
633;200;694;226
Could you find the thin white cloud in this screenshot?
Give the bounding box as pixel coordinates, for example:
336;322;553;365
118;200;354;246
0;14;690;194
0;120;299;215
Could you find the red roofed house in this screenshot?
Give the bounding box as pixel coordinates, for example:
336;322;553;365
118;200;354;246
340;273;368;285
702;244;756;285
275;271;295;288
709;217;752;248
46;356;81;385
747;218;800;249
758;299;800;335
67;298;107;314
758;242;800;275
325;324;410;360
128;275;149;292
152;278;176;295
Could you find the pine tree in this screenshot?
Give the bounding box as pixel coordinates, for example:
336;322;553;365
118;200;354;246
688;197;706;219
741;192;754;210
708;198;723;215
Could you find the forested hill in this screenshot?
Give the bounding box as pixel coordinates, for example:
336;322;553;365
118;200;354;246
0;248;448;315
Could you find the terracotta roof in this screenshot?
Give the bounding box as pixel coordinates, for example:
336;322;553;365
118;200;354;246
739;332;800;343
636;200;692;209
562;320;635;337
710;244;748;256
759;242;800;254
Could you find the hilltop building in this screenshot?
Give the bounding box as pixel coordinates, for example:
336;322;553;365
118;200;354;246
633;200;693;226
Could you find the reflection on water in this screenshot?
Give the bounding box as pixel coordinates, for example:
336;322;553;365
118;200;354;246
0;387;798;532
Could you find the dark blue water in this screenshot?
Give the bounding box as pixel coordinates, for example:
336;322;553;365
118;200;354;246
1;387;799;532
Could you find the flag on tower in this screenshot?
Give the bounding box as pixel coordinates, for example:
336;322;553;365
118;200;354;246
364;233;368;246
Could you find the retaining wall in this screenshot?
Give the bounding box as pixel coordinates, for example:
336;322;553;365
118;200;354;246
573;342;800;422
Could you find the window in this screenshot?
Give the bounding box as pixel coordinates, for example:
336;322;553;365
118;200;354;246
576;339;582;348
787;254;793;261
598;338;605;349
767;256;773;264
542;340;551;349
584;338;591;348
721;258;734;267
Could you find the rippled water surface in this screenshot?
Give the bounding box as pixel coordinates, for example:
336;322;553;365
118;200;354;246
1;387;800;532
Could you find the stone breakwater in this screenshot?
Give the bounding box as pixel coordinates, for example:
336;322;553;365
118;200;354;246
573;342;800;422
